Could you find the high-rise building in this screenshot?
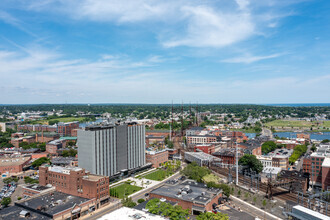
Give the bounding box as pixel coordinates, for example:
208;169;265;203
78;123;146;178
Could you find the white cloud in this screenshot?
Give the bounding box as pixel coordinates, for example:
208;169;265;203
163;5;254;48
221;53;282;64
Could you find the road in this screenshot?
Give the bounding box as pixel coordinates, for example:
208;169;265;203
262;127;273;139
86;172;182;220
296;144;312;171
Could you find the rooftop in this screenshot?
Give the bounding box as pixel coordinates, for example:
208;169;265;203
16;191;90;216
0;155;31;167
0;205;50;220
322;157;330;168
150;179;221;205
47;165;83;174
98;207;167;220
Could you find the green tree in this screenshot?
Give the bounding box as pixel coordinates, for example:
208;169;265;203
121;196;137;208
239;154;263;174
137;198;145;204
181;162;210;182
262;199;267;209
146;198;190;220
237;190;241;197
31;157;50;168
253;197;257;204
1;197;11;207
197;212;229;220
261;141;277;154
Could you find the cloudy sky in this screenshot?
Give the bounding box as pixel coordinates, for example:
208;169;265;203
0;0;330;104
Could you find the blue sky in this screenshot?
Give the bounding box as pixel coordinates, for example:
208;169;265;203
0;0;330;104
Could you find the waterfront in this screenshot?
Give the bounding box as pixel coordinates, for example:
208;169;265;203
245;132;330;141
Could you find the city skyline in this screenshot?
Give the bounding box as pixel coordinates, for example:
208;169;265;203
1;0;330;104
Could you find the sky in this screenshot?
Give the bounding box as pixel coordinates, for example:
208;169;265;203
0;0;330;104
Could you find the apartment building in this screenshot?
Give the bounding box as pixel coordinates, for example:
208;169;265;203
78;123;146;178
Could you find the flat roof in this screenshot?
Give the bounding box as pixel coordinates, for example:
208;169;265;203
47;165;83;174
0;205;50;220
23;184;53;192
150;180;221;205
0;156;31;167
293;205;330;220
98;207;167;220
17;191;90;216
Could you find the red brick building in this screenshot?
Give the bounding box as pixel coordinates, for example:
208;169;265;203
186;135;217;145
46;139;65;155
0;155;31;174
39;165;110;206
57;122;79;137
212;148;242;165
146;150;169;168
303;152;326;186
322;158;330;190
194;144;215;155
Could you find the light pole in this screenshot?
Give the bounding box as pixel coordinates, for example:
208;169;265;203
236;140;238;185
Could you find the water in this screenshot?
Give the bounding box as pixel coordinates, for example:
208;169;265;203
245;133;257;139
244;132;330;141
273;132;330;141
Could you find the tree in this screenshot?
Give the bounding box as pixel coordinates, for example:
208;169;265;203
181;162;210;182
197;212;229;220
206;182;231;197
321;139;330;143
3;177;14;185
121;196;137;207
289;145;307;164
261;141;277;154
253;197;257;204
31;157;50;168
245;192;249;200
146;198;190;220
239;154;263;174
137;198;145;204
1;197;11;207
237;190;241;197
262;199;267;209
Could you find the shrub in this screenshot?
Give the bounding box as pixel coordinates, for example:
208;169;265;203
137;198;145;204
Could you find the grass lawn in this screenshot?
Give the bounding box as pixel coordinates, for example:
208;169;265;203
110;183;142;199
143;169;173;181
266;120;316;128
202;174;220;183
31;117;87;125
323;121;330;128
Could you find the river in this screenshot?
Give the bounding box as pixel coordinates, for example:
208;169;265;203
244;132;330;141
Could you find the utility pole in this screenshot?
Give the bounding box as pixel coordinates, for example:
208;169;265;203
236;139;238;185
170;101;172;142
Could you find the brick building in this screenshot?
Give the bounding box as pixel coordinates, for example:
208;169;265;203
146;150;169;168
17;124;57;133
303;152;328;187
212;148;242;165
186;135;217;145
57;122;79;137
146;130;170;138
46;139;65;155
322;158;330;190
149;179;223;215
0;155;31;174
194;144;215;155
39;165;110;206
